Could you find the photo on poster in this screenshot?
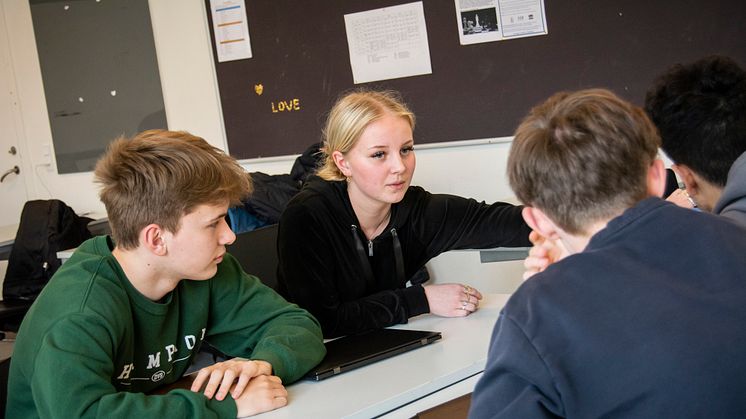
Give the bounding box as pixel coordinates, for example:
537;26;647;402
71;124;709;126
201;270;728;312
455;0;548;45
461;8;499;35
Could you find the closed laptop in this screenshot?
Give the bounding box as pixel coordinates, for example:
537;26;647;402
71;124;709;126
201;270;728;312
306;328;442;381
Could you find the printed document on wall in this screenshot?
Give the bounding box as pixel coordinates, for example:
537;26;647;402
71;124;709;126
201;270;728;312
210;0;253;62
455;0;547;45
344;2;432;84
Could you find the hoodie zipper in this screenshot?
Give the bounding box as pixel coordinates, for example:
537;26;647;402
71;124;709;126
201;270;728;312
351;224;378;256
350;225;405;286
350;224;376;287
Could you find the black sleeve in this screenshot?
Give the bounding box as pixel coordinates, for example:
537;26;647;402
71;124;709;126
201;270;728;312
277;204;429;338
411;191;532;256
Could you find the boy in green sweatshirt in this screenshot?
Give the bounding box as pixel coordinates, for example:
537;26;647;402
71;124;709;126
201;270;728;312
6;130;325;418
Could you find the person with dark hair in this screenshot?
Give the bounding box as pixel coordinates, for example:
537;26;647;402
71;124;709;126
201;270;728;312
469;89;746;418
7;130;325;419
645;55;746;224
525;56;746;280
277;89;531;338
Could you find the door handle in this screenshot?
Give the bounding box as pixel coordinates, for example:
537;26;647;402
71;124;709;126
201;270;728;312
0;165;20;182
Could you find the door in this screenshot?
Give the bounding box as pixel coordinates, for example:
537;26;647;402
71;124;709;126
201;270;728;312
0;0;29;230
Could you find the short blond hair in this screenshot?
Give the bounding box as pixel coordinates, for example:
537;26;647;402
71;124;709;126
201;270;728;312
317;89;415;180
94;130;251;249
507;89;660;235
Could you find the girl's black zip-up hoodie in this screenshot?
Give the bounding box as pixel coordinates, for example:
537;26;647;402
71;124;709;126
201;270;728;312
277;176;531;338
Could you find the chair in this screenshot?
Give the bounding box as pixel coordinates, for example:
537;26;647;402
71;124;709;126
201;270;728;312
0;250;31;333
226;224;280;291
0;302;31;333
0;201;106;332
86;217;111;236
193;224;281;369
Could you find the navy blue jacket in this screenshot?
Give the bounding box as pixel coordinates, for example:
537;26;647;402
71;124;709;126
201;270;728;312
470;198;746;418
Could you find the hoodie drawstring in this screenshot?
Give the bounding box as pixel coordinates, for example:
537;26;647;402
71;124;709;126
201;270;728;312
391;228;405;286
351;226;405;287
351;225;376;287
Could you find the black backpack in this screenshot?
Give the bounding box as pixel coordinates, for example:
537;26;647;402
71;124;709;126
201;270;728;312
3;200;93;301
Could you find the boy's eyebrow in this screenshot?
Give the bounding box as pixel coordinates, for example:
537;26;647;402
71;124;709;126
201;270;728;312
208;212;228;223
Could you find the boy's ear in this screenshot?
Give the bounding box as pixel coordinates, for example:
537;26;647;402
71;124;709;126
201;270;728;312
647;159;667;197
141;224;168;256
522;206;562;241
332;150;351;177
672;163;699;195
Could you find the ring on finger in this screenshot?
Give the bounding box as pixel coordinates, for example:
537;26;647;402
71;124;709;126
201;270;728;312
461;300;468;310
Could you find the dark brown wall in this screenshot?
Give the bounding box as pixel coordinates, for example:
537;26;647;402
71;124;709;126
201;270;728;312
206;0;746;159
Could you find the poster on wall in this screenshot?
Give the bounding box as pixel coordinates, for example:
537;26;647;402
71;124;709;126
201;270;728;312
455;0;548;45
209;0;253;62
344;2;433;84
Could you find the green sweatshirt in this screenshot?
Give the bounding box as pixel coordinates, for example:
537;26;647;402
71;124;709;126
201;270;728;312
7;236;325;419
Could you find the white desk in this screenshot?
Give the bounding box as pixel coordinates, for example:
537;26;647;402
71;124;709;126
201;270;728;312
256;293;510;419
57;248;75;263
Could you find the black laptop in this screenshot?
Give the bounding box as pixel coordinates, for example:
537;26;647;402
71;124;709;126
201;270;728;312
305;328;442;381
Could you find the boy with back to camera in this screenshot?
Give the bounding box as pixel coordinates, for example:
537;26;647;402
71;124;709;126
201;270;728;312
6;130;325;418
469;89;746;418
